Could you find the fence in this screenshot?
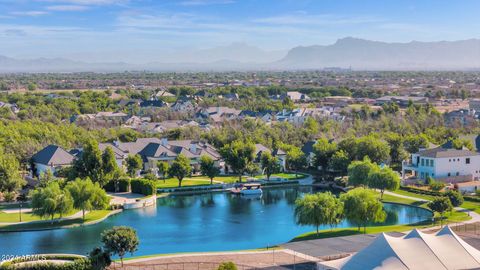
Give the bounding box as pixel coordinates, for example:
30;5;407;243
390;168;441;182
109;261;317;270
450;222;480;235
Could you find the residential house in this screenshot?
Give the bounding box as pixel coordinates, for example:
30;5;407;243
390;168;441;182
31;145;76;176
286;91;310;102
301;140;317;167
402;144;480;183
254;144;287;171
270;92;310;102
101;138;223;174
171;99;195;112
154;89;175;99
196;107;242;123
118;99;141;107
444;109;479;127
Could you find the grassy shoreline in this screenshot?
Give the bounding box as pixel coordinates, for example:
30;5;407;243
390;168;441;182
0;210;118;232
290;191;471;242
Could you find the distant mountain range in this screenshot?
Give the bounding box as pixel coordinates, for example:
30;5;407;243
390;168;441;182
1;38;480;72
277;37;480;70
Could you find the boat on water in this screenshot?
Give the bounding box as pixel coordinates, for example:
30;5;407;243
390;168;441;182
230;183;263;195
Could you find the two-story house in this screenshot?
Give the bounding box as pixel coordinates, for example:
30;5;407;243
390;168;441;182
402;146;480;183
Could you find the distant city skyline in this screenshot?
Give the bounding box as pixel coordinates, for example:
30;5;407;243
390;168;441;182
0;0;479;63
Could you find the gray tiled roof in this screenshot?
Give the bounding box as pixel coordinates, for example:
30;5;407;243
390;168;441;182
31;145;76;166
418;147;480;158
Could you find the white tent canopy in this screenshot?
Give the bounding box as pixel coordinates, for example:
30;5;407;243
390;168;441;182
319;226;480;270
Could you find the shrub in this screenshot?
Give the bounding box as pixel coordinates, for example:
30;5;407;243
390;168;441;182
3;191;15;202
444;190;464;207
429;181;446;192
0;258;92;270
144;173;157;181
131;179;156;195
103;178;131;193
217;262;238;270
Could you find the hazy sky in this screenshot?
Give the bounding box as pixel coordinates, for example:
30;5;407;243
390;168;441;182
1;0;480;62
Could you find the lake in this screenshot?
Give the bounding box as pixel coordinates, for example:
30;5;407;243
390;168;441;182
0;186;432;257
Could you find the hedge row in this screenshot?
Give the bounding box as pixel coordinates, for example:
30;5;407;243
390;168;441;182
131;179;156;196
464;196;480;203
400;186;442;196
104;178;131;192
0;259;92;270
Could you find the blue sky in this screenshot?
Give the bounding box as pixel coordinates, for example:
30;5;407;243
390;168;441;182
1;0;480;62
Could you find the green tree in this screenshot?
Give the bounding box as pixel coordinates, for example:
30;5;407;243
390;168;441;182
168;154;191;187
367;166;400;198
286;147;307;177
101;146;122;187
27;82;37;91
73;139;103;183
340;188;386;233
67;178;110;221
444;190;464;207
200;155;220;184
260;152;280;181
101;226;139;266
294;192;343;235
217;262;238;270
157;161;169;180
329;150;350;174
313;138;337;174
30;181;73;223
385;133;408;170
125;154;143;177
88;247;111;270
354;136;390;164
0;153;25;196
404;134;429;154
428;197;453;226
347;157;378;187
220;140;255;182
429;181;446;192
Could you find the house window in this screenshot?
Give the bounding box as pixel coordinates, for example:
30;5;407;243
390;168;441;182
466;158;470;164
449;159;451;162
430;160;434;167
421;159;424;166
448;173;451;177
456;172;460;176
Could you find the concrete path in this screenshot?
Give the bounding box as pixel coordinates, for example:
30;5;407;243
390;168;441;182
2;208;32;214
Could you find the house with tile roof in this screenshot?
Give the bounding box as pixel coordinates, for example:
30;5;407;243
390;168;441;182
31;145;77;176
402;142;480;183
102;138;223;174
254;144;287;171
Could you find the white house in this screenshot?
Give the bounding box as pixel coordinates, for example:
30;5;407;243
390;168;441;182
402;146;480;183
31;145;76;176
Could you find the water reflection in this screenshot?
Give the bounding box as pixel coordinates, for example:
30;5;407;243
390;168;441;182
0;186;432;257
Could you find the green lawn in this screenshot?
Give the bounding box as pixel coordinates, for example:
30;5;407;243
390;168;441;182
292;190;471;242
391;189;436;201
392;188;480;215
0;209;77;223
292;223;432;242
0;210;112;232
156;173;305;189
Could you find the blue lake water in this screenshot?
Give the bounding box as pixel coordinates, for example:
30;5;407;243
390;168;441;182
0;186;432;257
